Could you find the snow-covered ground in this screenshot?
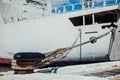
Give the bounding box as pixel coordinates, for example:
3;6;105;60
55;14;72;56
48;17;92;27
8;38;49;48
56;61;120;74
0;61;120;80
0;72;109;80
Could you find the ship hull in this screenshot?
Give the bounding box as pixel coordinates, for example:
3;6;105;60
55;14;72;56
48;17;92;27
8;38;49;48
0;13;112;65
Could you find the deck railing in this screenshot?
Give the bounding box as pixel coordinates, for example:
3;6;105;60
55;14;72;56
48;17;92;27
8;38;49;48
52;0;120;14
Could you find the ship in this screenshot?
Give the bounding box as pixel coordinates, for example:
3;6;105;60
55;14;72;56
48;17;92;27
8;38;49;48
0;0;120;66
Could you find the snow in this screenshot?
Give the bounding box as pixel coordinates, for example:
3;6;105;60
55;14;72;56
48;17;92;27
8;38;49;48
56;61;120;74
1;61;120;80
0;72;108;80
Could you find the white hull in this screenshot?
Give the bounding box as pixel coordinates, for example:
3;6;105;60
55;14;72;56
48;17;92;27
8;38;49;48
0;13;111;61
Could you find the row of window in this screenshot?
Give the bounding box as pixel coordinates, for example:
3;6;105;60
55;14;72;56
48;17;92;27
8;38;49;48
69;10;117;26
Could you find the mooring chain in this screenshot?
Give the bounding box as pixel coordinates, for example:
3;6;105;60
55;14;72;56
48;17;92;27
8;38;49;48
33;28;115;68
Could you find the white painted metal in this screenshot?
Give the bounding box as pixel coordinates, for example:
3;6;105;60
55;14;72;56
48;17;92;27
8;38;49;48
56;61;120;74
110;19;120;60
0;0;23;23
0;12;112;61
0;15;80;60
80;24;111;61
0;0;52;23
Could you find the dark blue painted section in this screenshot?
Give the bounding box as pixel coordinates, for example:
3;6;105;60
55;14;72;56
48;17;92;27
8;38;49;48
69;0;80;4
118;0;120;3
94;1;104;8
52;0;120;13
65;5;73;12
74;4;82;10
106;0;116;6
52;9;55;13
56;6;64;13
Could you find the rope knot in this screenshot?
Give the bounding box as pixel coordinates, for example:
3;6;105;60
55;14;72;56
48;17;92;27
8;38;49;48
89;36;97;43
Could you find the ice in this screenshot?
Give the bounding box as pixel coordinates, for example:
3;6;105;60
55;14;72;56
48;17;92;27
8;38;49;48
56;61;120;74
0;73;108;80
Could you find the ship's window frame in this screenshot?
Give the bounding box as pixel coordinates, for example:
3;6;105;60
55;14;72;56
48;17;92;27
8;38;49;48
69;10;117;27
85;14;93;25
69;14;93;26
94;10;117;23
69;16;83;26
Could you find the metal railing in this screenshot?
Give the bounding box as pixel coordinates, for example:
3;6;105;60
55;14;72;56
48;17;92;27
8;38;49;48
52;0;120;14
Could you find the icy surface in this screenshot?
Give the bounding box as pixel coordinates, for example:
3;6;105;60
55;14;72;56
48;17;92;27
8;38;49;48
1;61;120;80
56;61;120;73
0;72;108;80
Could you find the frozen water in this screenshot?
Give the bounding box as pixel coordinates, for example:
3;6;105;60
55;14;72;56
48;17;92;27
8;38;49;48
0;72;108;80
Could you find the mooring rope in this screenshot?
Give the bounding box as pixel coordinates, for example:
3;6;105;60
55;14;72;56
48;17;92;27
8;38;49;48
33;28;115;68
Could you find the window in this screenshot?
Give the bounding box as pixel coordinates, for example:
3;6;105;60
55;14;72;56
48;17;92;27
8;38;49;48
69;16;83;26
69;10;117;27
95;11;117;23
85;14;92;25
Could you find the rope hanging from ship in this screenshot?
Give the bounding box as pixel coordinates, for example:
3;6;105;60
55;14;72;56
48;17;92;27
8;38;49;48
34;27;116;68
12;23;117;74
